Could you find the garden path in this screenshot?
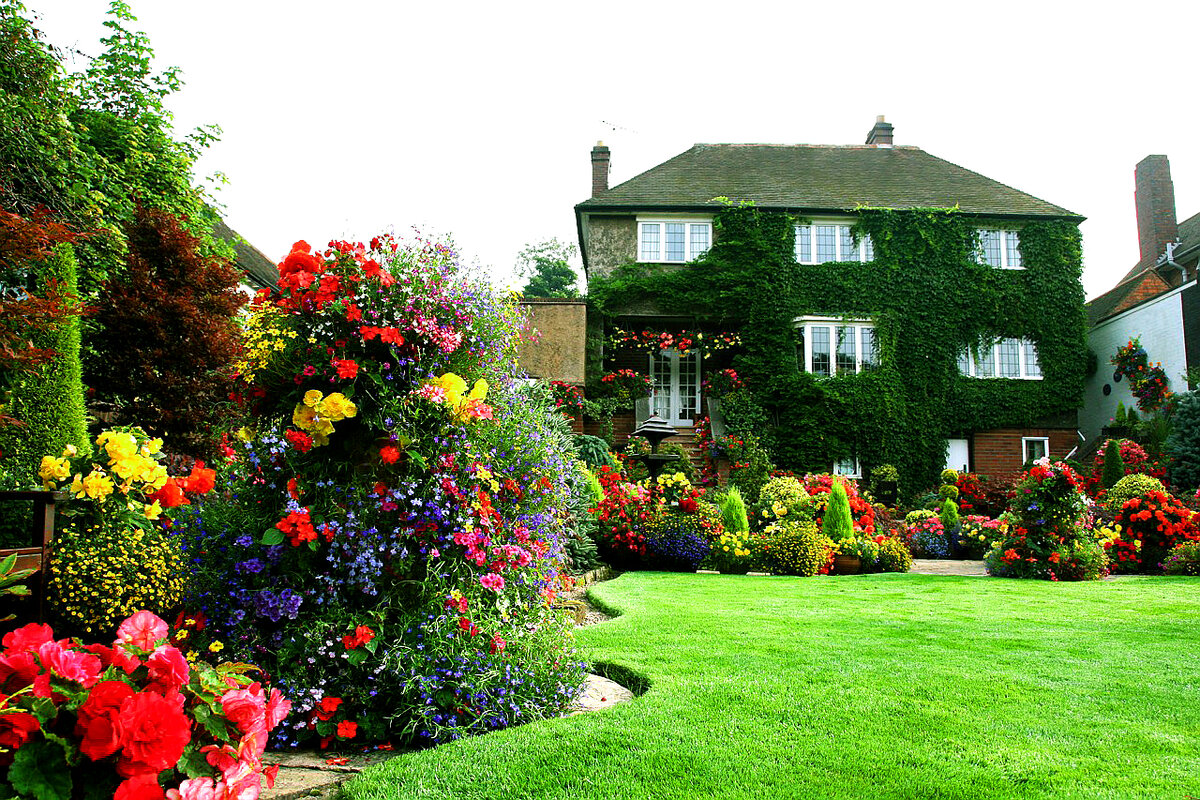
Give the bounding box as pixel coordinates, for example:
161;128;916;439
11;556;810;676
909;558;988;576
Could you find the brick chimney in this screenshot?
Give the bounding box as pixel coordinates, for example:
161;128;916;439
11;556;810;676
865;115;893;147
1135;155;1178;268
591;141;610;197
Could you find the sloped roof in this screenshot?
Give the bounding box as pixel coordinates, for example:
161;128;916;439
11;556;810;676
1085;268;1172;326
577;144;1080;218
1115;209;1200;285
212;218;277;290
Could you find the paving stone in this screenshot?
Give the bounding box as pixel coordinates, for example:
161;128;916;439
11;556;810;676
910;559;988;576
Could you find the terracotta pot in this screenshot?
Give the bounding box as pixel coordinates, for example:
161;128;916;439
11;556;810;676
833;555;862;575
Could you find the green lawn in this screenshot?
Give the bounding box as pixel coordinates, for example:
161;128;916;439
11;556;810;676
344;573;1200;799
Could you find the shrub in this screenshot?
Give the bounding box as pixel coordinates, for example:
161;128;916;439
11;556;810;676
959;515;1003;559
1088;438;1161;497
939;497;961;535
801;473;876;536
718;485;750;534
753;475;811;527
907;516;949;558
574;434;615;469
1166;391;1200;491
821;480;855;542
874;536;913;573
1164;540;1200;576
642;510;713;572
706;527;753;574
0;613;289;800
1105;473;1167;512
1109;490;1199;573
1101;438;1125;489
724;433;774;503
762;520;832;577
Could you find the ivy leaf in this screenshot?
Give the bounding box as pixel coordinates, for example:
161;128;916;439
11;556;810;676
261;528;284;546
9;740;72;800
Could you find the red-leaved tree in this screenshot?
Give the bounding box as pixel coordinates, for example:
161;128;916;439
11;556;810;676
89;206;245;458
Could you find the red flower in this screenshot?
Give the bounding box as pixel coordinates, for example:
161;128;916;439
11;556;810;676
1;623;53;653
0;707;39;752
145;645;189;693
114;690;192;778
149;480;188;508
379;445;400;465
285;429;314;453
314;696;342;722
279;242;322;277
1047;552;1061;564
181;462;216;496
336;719;357;739
114;776;166;800
76;680;137;761
341;625;375;650
332;358;359;380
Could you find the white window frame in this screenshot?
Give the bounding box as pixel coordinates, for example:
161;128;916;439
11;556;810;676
794;316;877;376
1022;437;1049;463
975;229;1023;269
648;348;701;427
958;338;1042;380
833;456;861;479
794;220;874;264
637;216;712;263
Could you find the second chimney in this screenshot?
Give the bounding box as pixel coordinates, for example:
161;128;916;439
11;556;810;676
1135;155;1178;268
591;142;610;197
865;115;893;147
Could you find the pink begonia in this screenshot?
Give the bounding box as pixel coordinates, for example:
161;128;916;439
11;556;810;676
167;777;216;800
265;688;292;729
479;573;505;593
116;611;169;651
36;639;102;688
146;645;190;692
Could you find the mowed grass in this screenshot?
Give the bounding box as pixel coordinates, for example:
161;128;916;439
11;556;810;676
344;572;1200;799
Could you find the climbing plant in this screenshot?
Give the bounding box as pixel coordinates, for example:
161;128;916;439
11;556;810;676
590;203;1086;496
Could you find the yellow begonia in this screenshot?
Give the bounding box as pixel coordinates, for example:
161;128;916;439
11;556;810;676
144;500;162;520
291;392;356;448
61;444;78;458
72;470;115;502
303;390;325;408
39;456;71;487
97;431;138;463
143;437;163;456
236;427;254;442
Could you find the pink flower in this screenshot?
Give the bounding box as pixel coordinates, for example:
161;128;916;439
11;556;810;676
37;640;102;688
146;645;190;692
1;623;54;653
116;611;169;652
167;778;216;800
479;573;505;593
221;683;268;752
264;688;291;729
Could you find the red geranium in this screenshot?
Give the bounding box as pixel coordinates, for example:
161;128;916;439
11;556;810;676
379;445;400;465
336;719;357;739
341;625;375;650
332;358;358;380
285;429;314;453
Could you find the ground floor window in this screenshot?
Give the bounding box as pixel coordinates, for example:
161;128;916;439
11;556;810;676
649;348;700;426
1022;436;1049;463
833;456;861;479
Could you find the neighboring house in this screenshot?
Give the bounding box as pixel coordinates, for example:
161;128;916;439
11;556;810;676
211;218;278;295
1081;155;1200;442
574;118;1087;481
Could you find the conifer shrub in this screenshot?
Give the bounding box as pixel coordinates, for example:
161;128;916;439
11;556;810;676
719;485;750;534
1165;392;1200;491
820;480;855;542
1105;473;1167;512
1101;438;1125;489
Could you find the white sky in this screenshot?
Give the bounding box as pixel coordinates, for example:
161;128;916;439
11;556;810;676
33;0;1200;300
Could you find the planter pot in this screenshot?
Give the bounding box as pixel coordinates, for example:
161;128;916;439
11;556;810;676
833;555;862;575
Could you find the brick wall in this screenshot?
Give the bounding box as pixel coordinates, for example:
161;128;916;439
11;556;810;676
972;427;1078;479
1134;155;1178;269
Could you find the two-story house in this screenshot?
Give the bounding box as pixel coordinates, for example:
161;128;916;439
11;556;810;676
575;118;1088;490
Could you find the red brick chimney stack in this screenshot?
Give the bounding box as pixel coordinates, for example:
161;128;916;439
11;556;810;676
865;115;894;147
591;141;610;197
1134;155;1178;268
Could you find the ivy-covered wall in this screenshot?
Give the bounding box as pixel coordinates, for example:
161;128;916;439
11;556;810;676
590;204;1087;495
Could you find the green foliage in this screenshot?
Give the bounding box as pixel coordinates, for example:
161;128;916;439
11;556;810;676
573;434;615;470
623;439;697;484
1113;402;1128;427
580;465;605;507
1165;392;1200;490
724;433;773;503
517;238;580;299
820;480;855;542
873;537;913;573
1164;540;1200;577
717;485;749;534
762;519;831;577
1105;473;1166;512
0;245;88;484
1101;438;1125;489
590;205;1085;497
939;497;961;533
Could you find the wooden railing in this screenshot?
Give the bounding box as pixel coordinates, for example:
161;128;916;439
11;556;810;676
0;490;68;623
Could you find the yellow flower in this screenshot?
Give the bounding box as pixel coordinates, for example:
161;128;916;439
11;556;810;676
303;389;324;408
208;641;224;653
38;456;71;487
143;437;163;456
236;427;254;442
144;501;162;520
97;431;138;463
293;403;318;430
73;470;114;502
61;444;78;458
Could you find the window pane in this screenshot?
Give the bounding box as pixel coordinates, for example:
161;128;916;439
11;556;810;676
840;227;859;262
834;457;858;477
836;326;857;374
650;351;672;418
957;349;971;375
816;225;837;263
862;234;874;262
861;327;878;368
690;224;710;258
795;226;811;263
678;351;698;418
640;223;660;261
1024;438;1048;463
811;326;831;376
977;343;996;377
664;223;685;262
1005;230;1022;268
1023;340;1041;377
999;338;1020;377
980;230;1001;266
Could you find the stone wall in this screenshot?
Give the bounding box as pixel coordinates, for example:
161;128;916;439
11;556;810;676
518;299;587;385
583;216;637;280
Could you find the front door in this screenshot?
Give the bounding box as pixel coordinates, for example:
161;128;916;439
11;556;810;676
945;438;970;473
650;348;699;427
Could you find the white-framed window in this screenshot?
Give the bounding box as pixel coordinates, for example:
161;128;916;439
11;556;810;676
795;221;874;264
833;456;861;479
976;229;1023;269
649;348;700;427
638;218;711;263
958;338;1042;379
1022;437;1049;463
795;317;877;377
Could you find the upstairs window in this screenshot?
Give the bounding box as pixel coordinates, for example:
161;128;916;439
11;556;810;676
795;222;874;264
638;219;711;263
976;229;1022;269
796;317;877;377
958;338;1042;379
